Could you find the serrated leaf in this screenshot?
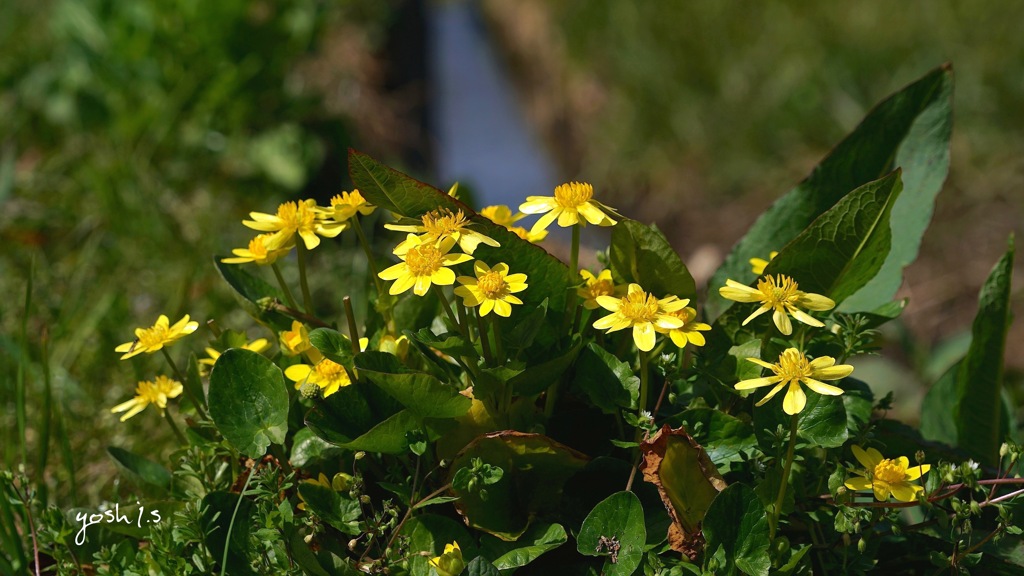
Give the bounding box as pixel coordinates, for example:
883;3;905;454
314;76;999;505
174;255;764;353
708;65;953;320
954;238;1015;466
703;484;770;576
208;349;289;458
610;219;696;299
576;492;645;576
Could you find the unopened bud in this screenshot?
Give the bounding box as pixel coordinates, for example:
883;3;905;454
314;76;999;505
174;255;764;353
1000;443;1010;458
349;539;359;551
858;538;867;553
354;451;366;460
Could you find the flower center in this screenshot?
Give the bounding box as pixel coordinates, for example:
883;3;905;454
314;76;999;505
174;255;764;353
422;209;468;237
137;324;171;349
670;306;697;327
248;236;270;259
773;348;813;380
619;290;660;323
553;182;593;209
586;278;615;299
405;243;445;276
477;271;507;298
278;201;316;232
757;274;800;307
874;458;908;484
315;360;349;386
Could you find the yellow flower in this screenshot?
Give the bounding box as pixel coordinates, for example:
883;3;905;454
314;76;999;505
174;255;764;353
280;321;322;363
429;541;465;576
379;235;474;296
378;334;410;360
285;358;352;398
735;348;853;415
519;181;617;232
326;189;375;221
115;314;199;360
199;338;271;371
749;251;779;275
243;199;337;251
661;305;711;349
221;234;291;265
577;269;623;310
480;205;524;228
110;375;183;422
718;274;835;335
593;284;687;352
508;225;548;243
387;208;499;255
845;445;931;502
454;262;528;317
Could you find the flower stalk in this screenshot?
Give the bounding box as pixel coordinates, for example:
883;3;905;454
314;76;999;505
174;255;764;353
770;414;799;540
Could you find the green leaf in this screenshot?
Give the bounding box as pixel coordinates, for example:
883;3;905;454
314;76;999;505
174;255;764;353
920;360;961;445
503;298;549;351
703;484;770;576
449;432;589;540
400;514;474;576
297;483;361;535
609;219;696;299
481;522;567;570
289;428;345;468
355;351;471;419
754;390;849;449
509;339;583;396
305;381;391;446
208;349;289;458
708;65;953;320
407;328;477;358
107;446;172;491
185;352;205;409
202;491;256;576
955;238;1015;466
763;169;903;306
572;342;640;413
308;328;357;370
576;491;646;576
467;557;501;576
213;258;290;329
340;409;423;454
679;409;756;473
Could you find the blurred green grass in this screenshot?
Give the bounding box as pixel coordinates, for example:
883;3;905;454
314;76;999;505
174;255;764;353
0;0;394;505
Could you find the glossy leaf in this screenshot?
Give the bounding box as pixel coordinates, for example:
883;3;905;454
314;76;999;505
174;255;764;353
467;557;501;576
213;258;290;329
401;514;474;576
678;409;756;473
954;239;1015;466
208;349;289;458
355;351;471;419
609;219;696;300
703;484;770;576
481;522;567;570
449;432;589;540
576;491;645;576
572;342;640;413
297;483;361;535
754;390;849;450
308;328;357;370
202;491;255;576
708;64;953;320
509;340;583;396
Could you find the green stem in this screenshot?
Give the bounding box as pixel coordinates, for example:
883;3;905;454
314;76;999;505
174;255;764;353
296;242;315;316
543;379;561;418
770;414;800;539
490;314;505;364
161;349;209;421
163;409;187;445
220;467;256;576
638;349;650;417
270;263;298;310
352;216;394;332
474;311;494;365
565;224;581;335
433;286;463;337
458;302;473;343
343;296;361;354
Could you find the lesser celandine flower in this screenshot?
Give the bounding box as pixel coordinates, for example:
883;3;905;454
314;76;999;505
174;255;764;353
593;284;687;352
661;305;711;349
297;472;353;511
735;348;853;415
379;235;473;296
378;334;410;360
577;269;623;310
222;234;290;265
244;199;337;251
520;181;617;232
280;320;321;362
285;358;352;398
115;314;199;360
325;189;375;221
749;251;779;275
388;208;499;255
509;225;548;243
429;541;465;576
719;274;835;335
480;205;524;228
199;338;271;371
845;445;931;502
454;261;528;317
110;375;183;422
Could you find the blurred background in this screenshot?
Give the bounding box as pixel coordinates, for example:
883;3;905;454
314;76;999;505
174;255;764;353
1;0;1021;505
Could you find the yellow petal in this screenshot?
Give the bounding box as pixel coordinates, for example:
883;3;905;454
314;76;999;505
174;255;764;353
788;306;825;328
773;308;793;335
735;376;782;390
797;292;836;311
390;275;415;295
802;378;844;396
782;382;807;414
905;464;930;481
889;482;919;502
633;323;656;352
844;477;873;491
812;364;855;380
519;196;558;214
